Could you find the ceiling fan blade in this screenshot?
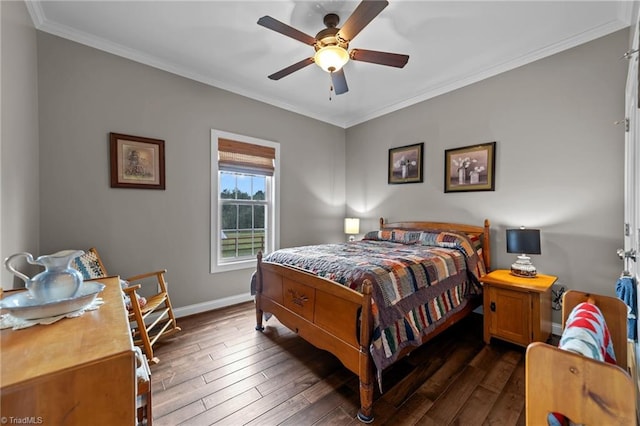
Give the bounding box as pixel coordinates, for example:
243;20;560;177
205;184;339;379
337;1;388;42
331;68;349;95
257;16;316;46
268;57;315;80
350;49;409;68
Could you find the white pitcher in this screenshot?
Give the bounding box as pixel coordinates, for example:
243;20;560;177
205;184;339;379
4;250;85;302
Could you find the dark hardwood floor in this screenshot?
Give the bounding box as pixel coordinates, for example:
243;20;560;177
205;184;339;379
150;302;528;426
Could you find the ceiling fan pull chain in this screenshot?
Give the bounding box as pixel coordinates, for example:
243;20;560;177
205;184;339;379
329;73;334;101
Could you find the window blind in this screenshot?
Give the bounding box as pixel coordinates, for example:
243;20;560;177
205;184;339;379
218;138;275;176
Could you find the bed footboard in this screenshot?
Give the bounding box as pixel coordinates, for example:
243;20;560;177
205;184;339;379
255;251;376;421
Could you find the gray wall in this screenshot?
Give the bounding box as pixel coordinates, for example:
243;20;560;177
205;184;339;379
36;32;346;310
346;29;628;323
1;0;40;289
3;4;630;322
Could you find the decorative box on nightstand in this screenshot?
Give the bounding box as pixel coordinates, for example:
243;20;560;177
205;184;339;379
481;269;557;347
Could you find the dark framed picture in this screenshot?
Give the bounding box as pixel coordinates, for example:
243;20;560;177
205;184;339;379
110;133;165;189
444;142;496;192
388;142;424;184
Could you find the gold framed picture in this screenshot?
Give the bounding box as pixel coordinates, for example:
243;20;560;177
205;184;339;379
444;142;496;192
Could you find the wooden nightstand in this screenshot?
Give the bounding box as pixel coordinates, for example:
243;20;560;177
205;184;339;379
481;269;557;347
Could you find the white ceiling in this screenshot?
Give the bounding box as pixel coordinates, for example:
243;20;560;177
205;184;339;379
27;1;634;128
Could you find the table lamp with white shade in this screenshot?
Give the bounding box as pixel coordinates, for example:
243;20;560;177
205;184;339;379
344;218;360;242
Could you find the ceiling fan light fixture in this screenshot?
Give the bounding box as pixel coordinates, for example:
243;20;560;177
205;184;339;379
314;45;349;73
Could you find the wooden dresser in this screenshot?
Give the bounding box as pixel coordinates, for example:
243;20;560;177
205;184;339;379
1;276;136;425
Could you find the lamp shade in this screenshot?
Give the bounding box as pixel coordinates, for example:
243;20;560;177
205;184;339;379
506;228;541;255
314;46;349;72
344;218;360;235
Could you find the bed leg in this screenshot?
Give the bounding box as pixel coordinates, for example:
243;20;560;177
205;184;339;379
357;279;375;423
255;305;264;331
356;377;374;423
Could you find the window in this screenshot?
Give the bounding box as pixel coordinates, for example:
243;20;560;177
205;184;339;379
211;130;279;272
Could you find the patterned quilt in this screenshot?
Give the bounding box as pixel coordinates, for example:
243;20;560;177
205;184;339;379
262;229;485;376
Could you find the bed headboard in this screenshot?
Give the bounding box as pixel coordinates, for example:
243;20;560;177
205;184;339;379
379;217;491;272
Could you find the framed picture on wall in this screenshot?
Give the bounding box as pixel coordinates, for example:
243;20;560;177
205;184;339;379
388;142;424;184
110;133;165;189
444;142;496;192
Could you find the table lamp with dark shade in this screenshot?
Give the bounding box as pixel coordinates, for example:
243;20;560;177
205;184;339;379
506;228;541;278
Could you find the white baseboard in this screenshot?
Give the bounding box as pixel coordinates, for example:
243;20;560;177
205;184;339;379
173;292;254;318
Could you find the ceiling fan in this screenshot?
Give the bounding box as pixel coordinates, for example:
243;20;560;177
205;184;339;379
257;0;409;95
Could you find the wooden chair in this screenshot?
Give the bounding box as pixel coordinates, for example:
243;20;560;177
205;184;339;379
72;248;181;365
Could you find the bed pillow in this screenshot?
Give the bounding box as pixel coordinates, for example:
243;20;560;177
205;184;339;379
362;229;422;244
419;230;487;281
418;230;475;256
466;233;483;256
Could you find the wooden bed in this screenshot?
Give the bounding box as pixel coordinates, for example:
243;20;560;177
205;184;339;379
526;290;636;425
254;218;491;422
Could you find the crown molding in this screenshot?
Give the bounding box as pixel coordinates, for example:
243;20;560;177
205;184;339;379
25;2;631;129
344;18;630;128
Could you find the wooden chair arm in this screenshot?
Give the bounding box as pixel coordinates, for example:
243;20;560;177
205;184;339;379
126;270;167;282
126;270;169;295
123;285;142;317
123;284;142;294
